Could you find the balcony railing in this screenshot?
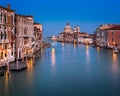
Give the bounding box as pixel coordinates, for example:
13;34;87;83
0;39;11;43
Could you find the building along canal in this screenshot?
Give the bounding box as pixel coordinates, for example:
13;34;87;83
0;42;120;96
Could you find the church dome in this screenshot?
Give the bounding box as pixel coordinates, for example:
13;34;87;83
65;23;71;29
64;23;73;33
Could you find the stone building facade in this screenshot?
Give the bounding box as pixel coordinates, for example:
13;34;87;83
0;4;15;63
34;22;43;52
15;14;35;59
96;24;120;48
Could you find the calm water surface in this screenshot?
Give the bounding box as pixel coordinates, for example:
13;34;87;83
1;42;120;96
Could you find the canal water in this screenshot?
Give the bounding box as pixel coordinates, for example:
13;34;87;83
1;42;120;96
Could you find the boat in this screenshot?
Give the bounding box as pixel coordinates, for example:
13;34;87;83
0;65;7;76
0;71;4;76
10;66;27;72
113;48;119;53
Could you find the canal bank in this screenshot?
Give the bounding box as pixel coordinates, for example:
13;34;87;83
0;42;50;76
0;42;120;96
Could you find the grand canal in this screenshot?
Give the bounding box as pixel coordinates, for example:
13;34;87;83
1;42;120;96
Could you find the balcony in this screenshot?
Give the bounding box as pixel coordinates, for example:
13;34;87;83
0;39;11;43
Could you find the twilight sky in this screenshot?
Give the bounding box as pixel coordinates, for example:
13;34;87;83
1;0;120;36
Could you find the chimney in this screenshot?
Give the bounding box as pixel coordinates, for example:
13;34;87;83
7;4;10;10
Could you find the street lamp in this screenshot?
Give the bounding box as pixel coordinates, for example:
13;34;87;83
113;42;116;45
113;42;117;48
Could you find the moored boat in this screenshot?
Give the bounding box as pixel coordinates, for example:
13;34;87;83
113;48;119;53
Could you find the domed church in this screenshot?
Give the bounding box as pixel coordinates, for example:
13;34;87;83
58;23;80;43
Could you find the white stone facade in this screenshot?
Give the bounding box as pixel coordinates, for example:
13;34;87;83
15;14;34;59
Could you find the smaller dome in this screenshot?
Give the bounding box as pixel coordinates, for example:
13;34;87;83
74;25;80;33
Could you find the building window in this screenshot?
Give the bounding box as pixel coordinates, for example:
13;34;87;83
14;27;17;34
112;32;114;36
5;53;7;57
11;51;13;56
4;31;6;39
11;15;13;24
1;32;3;40
5;44;7;50
0;13;2;23
11;43;13;49
1;52;3;59
15;17;16;22
8;16;11;24
32;38;34;42
112;38;114;42
4;14;6;23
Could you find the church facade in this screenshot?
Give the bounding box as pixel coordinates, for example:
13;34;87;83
58;23;80;43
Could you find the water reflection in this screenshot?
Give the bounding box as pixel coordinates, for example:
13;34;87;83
51;48;56;66
62;42;64;51
112;53;117;64
4;72;9;92
86;45;90;63
112;53;119;73
26;58;34;81
97;46;100;53
62;42;64;47
74;43;76;52
4;71;12;94
1;42;120;96
27;59;34;71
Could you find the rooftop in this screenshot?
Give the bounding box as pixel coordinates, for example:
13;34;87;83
98;24;120;30
0;4;15;12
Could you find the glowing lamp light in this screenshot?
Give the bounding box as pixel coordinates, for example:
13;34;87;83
52;48;55;52
113;42;116;45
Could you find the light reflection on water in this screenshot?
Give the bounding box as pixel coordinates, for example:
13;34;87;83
4;72;9;92
51;47;56;76
27;59;34;71
26;58;34;84
97;46;100;53
2;71;12;96
51;48;56;66
62;42;64;47
86;45;90;63
62;42;65;51
1;42;120;96
112;53;119;74
112;53;118;64
74;43;76;52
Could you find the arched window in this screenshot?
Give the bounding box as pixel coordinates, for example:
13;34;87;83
4;31;6;40
5;53;7;57
0;13;2;23
1;32;3;40
4;13;6;23
1;52;3;59
11;15;13;24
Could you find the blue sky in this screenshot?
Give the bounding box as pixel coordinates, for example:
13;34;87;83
1;0;120;36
